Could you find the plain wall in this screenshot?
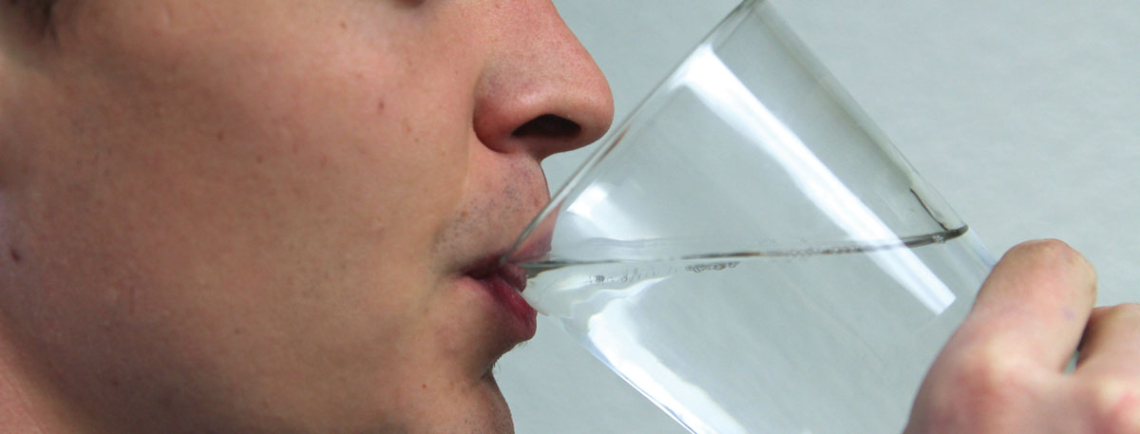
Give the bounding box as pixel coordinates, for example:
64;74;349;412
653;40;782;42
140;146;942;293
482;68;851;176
498;1;1140;433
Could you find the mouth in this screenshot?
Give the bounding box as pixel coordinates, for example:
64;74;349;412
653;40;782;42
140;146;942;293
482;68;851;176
464;256;537;345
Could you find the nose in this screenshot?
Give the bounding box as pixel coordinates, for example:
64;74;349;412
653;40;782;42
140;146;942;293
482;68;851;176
472;1;615;162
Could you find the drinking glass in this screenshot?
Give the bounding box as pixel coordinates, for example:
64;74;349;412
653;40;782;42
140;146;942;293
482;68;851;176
504;1;996;433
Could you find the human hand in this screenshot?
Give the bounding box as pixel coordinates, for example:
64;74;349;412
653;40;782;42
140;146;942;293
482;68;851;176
904;240;1140;434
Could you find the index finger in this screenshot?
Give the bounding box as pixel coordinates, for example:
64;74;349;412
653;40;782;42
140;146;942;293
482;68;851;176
947;239;1097;372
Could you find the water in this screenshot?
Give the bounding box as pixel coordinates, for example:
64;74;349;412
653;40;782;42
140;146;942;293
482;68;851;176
520;228;993;434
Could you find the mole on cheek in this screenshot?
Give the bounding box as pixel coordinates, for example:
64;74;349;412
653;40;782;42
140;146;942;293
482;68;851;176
9;248;21;263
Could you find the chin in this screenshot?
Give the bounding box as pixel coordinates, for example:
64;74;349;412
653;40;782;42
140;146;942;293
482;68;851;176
386;371;516;434
470;373;517;434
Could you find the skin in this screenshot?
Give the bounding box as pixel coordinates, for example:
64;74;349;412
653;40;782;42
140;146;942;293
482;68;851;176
0;1;612;433
906;241;1140;434
0;2;1138;434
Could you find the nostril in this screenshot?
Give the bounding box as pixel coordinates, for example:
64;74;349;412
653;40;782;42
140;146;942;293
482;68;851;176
511;114;581;139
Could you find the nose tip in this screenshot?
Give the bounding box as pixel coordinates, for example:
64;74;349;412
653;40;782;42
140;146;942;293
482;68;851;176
474;65;614;161
472;3;615;162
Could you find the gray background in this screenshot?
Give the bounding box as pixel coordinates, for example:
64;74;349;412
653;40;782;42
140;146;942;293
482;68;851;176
498;1;1140;433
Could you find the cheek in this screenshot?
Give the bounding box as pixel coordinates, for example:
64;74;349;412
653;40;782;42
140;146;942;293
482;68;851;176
6;2;491;427
2;81;479;431
62;0;483;251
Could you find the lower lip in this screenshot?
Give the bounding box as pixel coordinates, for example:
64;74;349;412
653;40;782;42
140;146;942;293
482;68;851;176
470;274;538;342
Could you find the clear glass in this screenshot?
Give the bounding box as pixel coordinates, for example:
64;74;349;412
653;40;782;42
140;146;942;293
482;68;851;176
505;1;997;433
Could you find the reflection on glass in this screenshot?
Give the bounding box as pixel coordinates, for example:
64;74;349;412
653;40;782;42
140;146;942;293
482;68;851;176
505;1;996;433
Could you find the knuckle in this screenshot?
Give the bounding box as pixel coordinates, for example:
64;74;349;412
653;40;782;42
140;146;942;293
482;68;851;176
937;351;1039;412
1029;239;1092;269
1080;377;1140;434
960;358;1034;398
1008;238;1097;290
1094;304;1140;323
1011;238;1078;258
916;347;1051;432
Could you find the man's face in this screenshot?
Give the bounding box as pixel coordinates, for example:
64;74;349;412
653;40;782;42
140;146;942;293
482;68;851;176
0;1;612;433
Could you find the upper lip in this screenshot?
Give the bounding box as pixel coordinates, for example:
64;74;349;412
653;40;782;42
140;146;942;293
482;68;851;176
465;254;527;293
500;225;553;266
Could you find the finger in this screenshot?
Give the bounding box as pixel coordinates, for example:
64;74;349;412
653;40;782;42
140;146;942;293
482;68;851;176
1076;304;1140;373
948;239;1097;372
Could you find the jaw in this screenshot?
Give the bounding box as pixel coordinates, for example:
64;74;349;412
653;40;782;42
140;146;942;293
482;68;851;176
378;338;517;434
